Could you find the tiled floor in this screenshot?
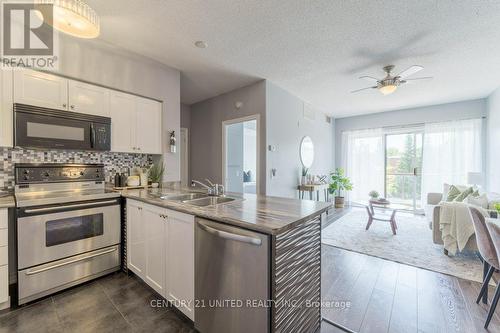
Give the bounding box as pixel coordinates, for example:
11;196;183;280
0;273;196;333
0;272;343;333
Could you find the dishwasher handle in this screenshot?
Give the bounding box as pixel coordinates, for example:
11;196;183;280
198;222;262;246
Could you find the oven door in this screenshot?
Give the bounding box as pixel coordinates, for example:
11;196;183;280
15;110;92;150
17;199;121;270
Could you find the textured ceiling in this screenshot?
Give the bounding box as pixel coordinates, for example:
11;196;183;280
87;0;500;117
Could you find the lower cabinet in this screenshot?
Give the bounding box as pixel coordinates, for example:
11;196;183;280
0;208;9;309
126;200;194;321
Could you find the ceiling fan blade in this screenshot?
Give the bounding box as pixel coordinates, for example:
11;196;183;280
402;77;433;84
359;75;379;82
350;86;377;93
396;65;424;78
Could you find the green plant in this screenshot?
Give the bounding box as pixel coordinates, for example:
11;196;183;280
302;166;309;177
148;162;165;184
369;190;379;199
329;168;353;197
494;202;500;213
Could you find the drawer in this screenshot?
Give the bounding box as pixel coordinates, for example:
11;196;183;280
0;265;7;303
0;246;6;266
0;209;7;229
0;229;6;247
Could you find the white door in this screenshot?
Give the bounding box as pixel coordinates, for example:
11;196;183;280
142;205;166;295
68;80;110;116
110;91;137;153
13;70;68;110
0;69;13;147
167;210;195;321
136;97;162;154
126;201;146;278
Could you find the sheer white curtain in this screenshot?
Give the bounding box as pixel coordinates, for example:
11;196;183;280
421;118;483;198
341;128;384;202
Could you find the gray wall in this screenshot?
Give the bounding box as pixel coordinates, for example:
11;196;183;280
487;88;500;192
334;98;488;167
180;103;192;183
190;81;267;193
55;35;181;181
266;82;334;199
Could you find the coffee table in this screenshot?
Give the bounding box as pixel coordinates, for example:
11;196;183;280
357;199;402;235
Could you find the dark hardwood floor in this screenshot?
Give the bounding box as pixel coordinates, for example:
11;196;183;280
321;245;500;333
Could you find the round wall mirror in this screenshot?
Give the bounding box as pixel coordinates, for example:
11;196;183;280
300;136;314;168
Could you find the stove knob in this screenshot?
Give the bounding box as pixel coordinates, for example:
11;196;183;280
23;175;29;181
80;171;84;176
23;170;29;174
44;172;50;177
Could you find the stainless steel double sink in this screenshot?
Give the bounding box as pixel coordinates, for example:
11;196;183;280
150;192;236;207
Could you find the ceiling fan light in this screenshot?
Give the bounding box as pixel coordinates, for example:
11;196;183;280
36;0;100;39
379;84;397;95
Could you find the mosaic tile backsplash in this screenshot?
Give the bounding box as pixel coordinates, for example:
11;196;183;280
0;147;153;189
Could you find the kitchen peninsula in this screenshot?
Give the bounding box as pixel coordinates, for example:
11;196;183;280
121;187;331;333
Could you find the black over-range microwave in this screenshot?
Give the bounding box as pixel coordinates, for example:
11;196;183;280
14;103;111;151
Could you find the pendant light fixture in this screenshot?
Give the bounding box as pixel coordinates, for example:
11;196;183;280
36;0;100;39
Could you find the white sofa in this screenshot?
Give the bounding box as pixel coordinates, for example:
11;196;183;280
425;184;500;255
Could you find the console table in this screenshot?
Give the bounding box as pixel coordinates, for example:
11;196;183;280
297;184;329;201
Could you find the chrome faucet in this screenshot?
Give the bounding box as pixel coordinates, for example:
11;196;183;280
191;179;225;196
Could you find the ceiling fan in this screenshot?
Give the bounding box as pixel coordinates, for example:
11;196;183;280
351;65;432;95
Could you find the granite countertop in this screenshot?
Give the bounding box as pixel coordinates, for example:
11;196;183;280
119;188;331;235
0;194;15;208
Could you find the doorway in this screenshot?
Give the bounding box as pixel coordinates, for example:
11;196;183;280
222;115;260;194
385;131;423;211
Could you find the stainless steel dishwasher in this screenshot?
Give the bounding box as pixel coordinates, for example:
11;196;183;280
195;218;270;333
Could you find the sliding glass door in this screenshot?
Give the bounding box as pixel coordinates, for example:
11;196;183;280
385;131;423;211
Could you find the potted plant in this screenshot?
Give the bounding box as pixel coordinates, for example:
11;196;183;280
368;190;380;200
329;168;353;208
148;161;165;188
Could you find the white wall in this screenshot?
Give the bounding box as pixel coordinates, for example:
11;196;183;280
487;88;500;192
335;99;487;167
55;35;181;181
266;82;334;198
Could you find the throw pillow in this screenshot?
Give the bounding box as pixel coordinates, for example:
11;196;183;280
445;185;462;201
467;193;489;209
471;189;480;197
454;187;474;202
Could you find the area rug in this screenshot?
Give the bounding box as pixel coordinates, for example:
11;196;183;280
322;209;484;283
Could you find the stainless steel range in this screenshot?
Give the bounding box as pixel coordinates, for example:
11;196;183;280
14;163;121;305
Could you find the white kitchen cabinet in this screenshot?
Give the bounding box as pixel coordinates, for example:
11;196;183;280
110;92;162;154
110;91;136;153
68;80;110;116
142;204;166;295
166;209;195;321
126;200;195;320
0;69;13;147
13;69;68;110
126;201;146;276
136;96;162;154
0;209;9;309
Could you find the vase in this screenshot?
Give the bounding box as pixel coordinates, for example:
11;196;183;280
301;176;306;185
152;183;159;188
334;196;345;208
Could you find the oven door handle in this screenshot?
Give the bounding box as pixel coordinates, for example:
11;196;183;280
25;247;118;276
24;200;119;214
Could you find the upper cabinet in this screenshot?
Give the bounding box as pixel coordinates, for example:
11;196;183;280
13;70;68;110
136;96;162;154
11;69;163;155
110;92;162;155
110;91;137;154
68;80;110;116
